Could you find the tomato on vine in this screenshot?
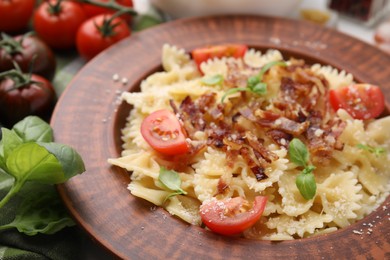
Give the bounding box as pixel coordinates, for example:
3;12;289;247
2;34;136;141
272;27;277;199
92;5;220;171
33;0;87;50
76;12;131;60
0;33;56;80
0;67;56;127
0;0;35;33
82;0;134;23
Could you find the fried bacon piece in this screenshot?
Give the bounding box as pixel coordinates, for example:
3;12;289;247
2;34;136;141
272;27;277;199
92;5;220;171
169;57;347;180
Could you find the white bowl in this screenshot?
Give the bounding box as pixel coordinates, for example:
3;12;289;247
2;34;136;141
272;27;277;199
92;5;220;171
150;0;303;18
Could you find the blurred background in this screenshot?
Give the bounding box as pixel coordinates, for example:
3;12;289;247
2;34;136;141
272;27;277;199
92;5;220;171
140;0;390;46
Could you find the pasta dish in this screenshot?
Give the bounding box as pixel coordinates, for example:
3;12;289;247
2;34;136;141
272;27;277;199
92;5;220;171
108;44;390;240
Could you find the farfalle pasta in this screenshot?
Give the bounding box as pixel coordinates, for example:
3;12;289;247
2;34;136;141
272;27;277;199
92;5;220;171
109;44;390;240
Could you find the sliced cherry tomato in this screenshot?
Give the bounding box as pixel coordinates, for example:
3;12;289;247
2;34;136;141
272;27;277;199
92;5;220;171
191;44;248;71
329;84;385;120
200;196;267;235
76;14;131;61
82;0;134;23
0;70;56;127
140;109;189;155
0;33;56;80
33;0;87;50
0;0;35;33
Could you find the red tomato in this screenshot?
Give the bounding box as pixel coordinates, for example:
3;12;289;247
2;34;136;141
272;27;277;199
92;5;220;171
76;14;131;60
0;0;35;33
329;84;385;120
82;0;133;23
200;196;267;235
140;109;189;155
0;34;56;80
33;0;87;50
0;73;56;127
191;44;248;71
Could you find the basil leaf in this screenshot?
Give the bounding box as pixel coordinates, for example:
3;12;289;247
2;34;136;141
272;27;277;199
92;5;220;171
201;74;223;86
288;138;309;167
356;144;385;157
6;143;67;184
12;116;53;143
296;170;316;200
37;142;85;180
247;75;260;88
0;186;74;235
221;87;248;103
251;82;267;95
158;167;186;194
258;61;287;81
1;128;23;160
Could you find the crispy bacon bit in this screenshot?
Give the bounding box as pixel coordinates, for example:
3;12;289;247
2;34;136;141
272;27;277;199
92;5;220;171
251;166;268;181
246;132;279;163
169;57;346;180
217;178;229;194
240;147;268;180
266;129;292;148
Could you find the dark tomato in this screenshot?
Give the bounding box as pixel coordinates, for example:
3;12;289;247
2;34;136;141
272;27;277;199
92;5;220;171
33;0;87;50
76;14;131;60
0;34;56;80
82;0;133;23
140;109;189;156
200;196;267;235
0;0;35;33
0;74;56;127
329;84;385;120
191;44;248;72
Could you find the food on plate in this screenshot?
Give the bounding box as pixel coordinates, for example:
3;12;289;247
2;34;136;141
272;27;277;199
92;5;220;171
109;44;390;240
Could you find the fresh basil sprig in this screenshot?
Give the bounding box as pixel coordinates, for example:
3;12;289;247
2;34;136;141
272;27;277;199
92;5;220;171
221;60;286;103
0;116;85;235
201;74;224;86
356;144;385;157
158;166;187;202
288;138;317;200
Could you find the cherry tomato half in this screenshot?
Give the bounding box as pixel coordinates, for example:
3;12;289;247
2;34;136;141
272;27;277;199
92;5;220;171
140;109;189;155
200;196;267;235
0;0;35;33
76;14;131;61
82;0;133;23
191;44;248;71
329;84;385;120
33;0;87;50
0;74;56;127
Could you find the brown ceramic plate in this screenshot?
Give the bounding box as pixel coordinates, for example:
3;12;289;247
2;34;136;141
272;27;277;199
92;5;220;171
52;15;390;259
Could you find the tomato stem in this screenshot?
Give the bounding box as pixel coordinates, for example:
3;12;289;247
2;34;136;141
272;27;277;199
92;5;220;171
95;9;129;38
80;0;137;16
47;0;63;15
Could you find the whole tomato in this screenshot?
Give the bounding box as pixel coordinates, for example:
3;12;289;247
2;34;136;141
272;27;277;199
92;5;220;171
82;0;134;23
0;33;56;80
33;0;87;50
0;0;35;33
76;14;131;61
0;69;56;127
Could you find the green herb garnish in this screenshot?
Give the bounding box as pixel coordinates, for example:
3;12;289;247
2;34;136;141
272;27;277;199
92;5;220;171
158;166;187;202
0;116;85;235
356;144;385;157
288;138;317;200
201;74;224;86
221;60;286;103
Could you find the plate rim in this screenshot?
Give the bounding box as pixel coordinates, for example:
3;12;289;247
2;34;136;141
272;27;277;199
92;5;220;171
52;14;390;259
